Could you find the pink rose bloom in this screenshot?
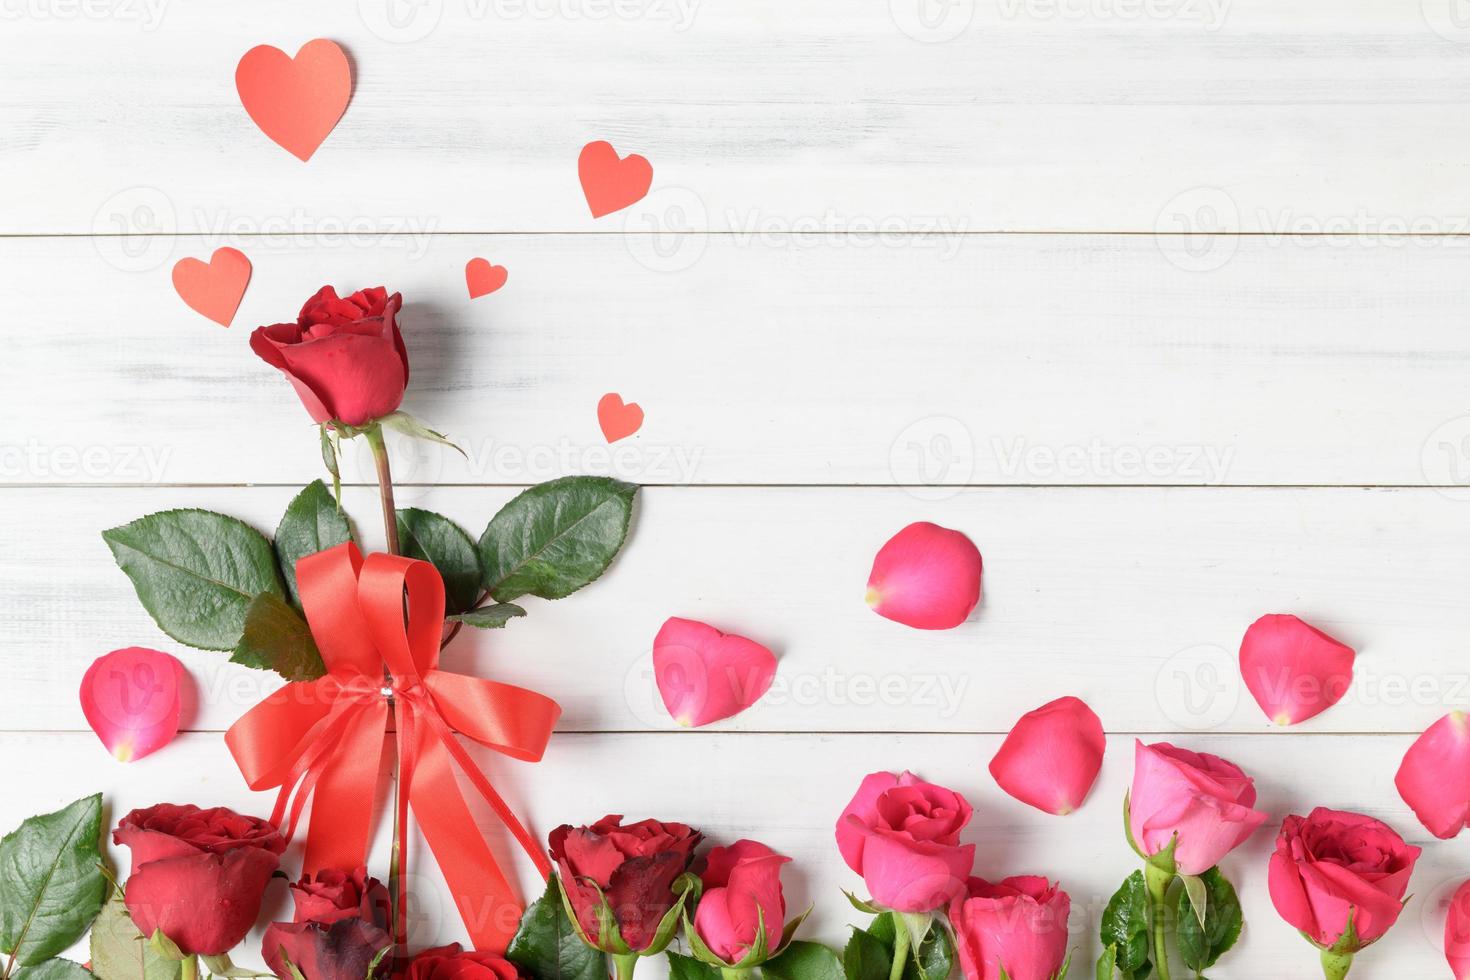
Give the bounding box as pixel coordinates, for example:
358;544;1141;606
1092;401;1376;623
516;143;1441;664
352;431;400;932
692;840;791;963
950;876;1070;980
835;771;975;912
1128;741;1267;875
1267;807;1420;950
1445;879;1470;978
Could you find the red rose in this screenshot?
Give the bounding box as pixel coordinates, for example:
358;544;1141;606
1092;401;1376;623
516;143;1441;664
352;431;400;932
262;867;392;980
113;803;285;955
406;944;521;980
549;815;703;952
250;286;409;426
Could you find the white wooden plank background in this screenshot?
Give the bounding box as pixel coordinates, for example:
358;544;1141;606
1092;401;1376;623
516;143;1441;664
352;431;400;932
5;1;1470;977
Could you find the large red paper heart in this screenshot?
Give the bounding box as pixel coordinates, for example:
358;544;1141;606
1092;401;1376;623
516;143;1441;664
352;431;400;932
172;247;252;327
598;392;644;443
465;258;509;298
578;140;653;218
236;39;352;162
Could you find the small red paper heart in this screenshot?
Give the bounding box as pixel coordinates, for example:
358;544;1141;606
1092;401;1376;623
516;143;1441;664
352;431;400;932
172;247;252;326
579;140;653;218
465;258;509;299
236;39;352;162
598;392;644;443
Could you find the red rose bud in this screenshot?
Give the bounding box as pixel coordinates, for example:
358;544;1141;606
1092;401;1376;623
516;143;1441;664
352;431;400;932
113;803;285;956
835;771;975;913
1127;741;1266;875
549;816;702;953
989;696;1105;817
1239;614;1355;725
1446;880;1470;979
1396;711;1470;839
250;286;409;426
406;944;522;980
262;919;392;980
1267;808;1420;953
950;876;1071;980
288;866;391;927
652;617;777;727
865;522;982;630
691;840;792;965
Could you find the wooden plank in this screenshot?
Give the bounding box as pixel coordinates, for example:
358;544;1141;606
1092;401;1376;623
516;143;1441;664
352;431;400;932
4;1;1470;233
7;483;1469;735
6;234;1470;486
2;731;1455;975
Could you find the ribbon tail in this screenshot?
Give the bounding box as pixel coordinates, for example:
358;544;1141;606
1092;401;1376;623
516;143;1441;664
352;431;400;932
303;700;389;873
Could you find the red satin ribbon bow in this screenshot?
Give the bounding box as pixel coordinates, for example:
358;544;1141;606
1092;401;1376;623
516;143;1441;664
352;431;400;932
225;542;561;951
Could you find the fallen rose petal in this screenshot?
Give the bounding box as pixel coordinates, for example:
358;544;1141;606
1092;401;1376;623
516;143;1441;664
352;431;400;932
80;647;185;762
1239;614;1355;725
989;696;1105;816
865;522;982;630
1396;711;1470;839
653;617;777;727
1447;879;1470;978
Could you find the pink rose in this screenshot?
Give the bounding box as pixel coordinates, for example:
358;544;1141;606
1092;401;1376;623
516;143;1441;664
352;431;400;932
1445;879;1470;978
950;876;1071;980
1267;807;1420;950
692;840;791;964
1127;741;1267;875
835;771;975;912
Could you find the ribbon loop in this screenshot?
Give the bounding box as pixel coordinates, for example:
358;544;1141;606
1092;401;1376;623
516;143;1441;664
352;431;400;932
225;542;562;952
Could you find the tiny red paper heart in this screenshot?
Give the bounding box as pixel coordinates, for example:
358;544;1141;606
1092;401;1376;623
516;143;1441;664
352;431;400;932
578;140;653;218
465;258;509;298
598;392;644;443
172;247;252;327
236;39;352;162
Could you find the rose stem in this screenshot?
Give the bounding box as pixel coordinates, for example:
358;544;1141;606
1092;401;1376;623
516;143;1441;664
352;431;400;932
888;915;912;980
720;969;756;980
611;953;639;980
1143;862;1174;980
179;958;198;980
1320;948;1354;980
366;424;401;556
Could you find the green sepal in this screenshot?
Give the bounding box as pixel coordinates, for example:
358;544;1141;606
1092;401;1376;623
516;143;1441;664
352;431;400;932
1144;834;1179;877
147;931;185;963
1176;866;1242;972
319;425;342;506
198;954;270;978
1054;950;1073;980
684;904;772;970
1121;794;1145;861
1179;873;1207;929
1094;945;1115;980
642;872;700;958
843;892;883;915
378;412;466;456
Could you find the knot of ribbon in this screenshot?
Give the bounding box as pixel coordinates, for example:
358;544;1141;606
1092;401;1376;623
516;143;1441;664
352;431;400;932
225;542;561;951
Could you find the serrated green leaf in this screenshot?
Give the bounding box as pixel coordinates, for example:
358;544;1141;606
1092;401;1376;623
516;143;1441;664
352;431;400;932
507;877;605;980
842;927;891;980
0;795;106;967
274;481;353;606
765;941;844;980
396;509;481;614
667;952;720;980
102;510;284;651
89;891;181;980
478;477;637;602
15;960;96;980
230;592;326;681
449;603;527;629
1099;872;1150;980
1176;867;1242;973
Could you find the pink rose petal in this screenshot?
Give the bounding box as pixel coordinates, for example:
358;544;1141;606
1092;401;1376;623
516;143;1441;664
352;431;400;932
989;696;1105;816
80;647;184;762
653;617;776;727
1239;614;1355;725
1446;879;1470;978
1396;711;1470;839
865;522;982;630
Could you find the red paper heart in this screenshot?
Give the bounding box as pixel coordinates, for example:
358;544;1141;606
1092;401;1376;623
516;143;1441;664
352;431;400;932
172;247;252;326
598;392;644;443
236;39;352;161
578;140;653;218
465;258;509;298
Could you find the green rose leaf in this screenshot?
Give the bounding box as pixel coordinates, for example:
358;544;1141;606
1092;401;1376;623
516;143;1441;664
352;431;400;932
274;481;354;606
0;794;107;968
478;477;637;602
230;592;325;681
102;509;285;651
842;926;892;980
765;941;844;980
89;891;181;980
448;603;527;629
1176;866;1242;973
667;952;721;980
1099;872;1150;980
1094;945;1115;980
507;876;605;980
14;960;96;980
396;509;482;614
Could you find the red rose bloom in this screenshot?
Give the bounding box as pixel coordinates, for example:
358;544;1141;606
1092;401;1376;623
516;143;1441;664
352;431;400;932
549;815;703;952
406;944;521;980
113;803;285;956
250;285;409;426
262;867;392;980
